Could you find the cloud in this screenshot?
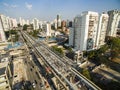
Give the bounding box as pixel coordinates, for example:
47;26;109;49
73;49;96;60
3;3;9;7
3;3;18;8
11;5;18;8
25;2;32;10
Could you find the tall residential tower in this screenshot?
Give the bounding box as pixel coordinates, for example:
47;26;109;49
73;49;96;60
69;11;109;51
106;10;120;37
0;15;6;42
57;15;61;29
96;13;109;48
74;11;99;51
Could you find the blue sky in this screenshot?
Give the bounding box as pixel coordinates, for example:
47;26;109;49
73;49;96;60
0;0;120;21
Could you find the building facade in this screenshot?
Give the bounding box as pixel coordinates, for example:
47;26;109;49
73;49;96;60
0;62;12;90
96;13;109;48
42;23;51;36
0;15;10;31
107;10;120;37
74;11;99;51
12;18;17;28
19;17;26;26
69;11;109;51
57;15;61;28
33;18;39;30
0;15;6;42
69;27;74;46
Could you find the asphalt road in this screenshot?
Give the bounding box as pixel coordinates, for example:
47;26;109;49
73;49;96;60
24;55;45;90
22;31;101;90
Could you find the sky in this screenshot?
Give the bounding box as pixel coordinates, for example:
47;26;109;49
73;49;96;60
0;0;120;21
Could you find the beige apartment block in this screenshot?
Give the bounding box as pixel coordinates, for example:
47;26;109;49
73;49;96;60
0;62;12;90
12;59;27;85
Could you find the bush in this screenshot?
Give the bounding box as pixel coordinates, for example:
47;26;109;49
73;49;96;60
82;69;91;80
23;24;28;30
52;46;64;55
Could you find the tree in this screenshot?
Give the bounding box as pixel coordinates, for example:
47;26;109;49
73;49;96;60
17;23;21;27
10;30;17;34
32;30;39;38
52;46;64;55
5;31;10;38
107;37;120;59
98;44;109;54
23;24;28;30
99;56;109;66
82;69;91;80
30;24;33;29
14;34;19;42
28;30;39;38
88;50;96;59
51;25;55;30
5;30;19;42
111;50;119;59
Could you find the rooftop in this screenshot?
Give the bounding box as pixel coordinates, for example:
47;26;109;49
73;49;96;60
0;62;9;68
0;67;6;76
0;60;9;76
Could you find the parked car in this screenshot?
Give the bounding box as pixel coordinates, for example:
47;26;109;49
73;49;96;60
32;82;36;88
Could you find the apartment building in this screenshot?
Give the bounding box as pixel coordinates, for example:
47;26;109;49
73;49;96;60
107;9;120;37
74;11;99;51
42;23;51;36
0;15;7;42
96;13;109;48
57;14;61;28
69;27;74;46
0;62;12;90
33;18;40;30
69;11;109;51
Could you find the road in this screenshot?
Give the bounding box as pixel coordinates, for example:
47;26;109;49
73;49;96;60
21;31;101;90
19;31;45;90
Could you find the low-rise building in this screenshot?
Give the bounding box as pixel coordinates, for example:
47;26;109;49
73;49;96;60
9;49;23;56
12;59;27;85
0;62;12;90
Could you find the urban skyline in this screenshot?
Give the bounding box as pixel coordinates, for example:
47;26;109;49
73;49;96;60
0;0;120;90
0;0;120;21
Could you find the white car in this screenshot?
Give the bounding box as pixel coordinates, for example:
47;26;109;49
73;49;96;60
32;82;36;88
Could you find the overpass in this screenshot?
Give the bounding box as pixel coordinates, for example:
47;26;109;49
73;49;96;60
21;31;101;90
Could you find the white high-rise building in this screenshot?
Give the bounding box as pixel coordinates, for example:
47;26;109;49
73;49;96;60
33;18;39;30
19;17;23;26
8;18;13;29
0;14;18;31
19;17;26;26
69;11;109;51
12;18;17;28
53;19;57;29
22;19;26;26
69;27;74;46
39;21;43;29
0;15;6;42
74;11;99;51
0;15;9;31
26;20;30;25
6;17;11;30
42;23;51;36
58;19;61;27
96;13;109;48
107;10;120;37
46;23;51;36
